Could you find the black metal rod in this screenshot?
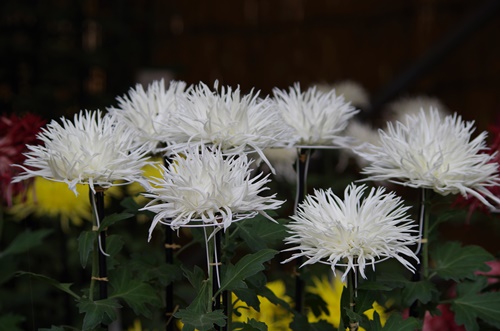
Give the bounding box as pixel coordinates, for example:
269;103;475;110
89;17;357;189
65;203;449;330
165;227;175;331
294;148;310;314
409;188;427;318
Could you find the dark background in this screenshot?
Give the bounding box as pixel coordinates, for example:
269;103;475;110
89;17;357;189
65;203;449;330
1;0;500;130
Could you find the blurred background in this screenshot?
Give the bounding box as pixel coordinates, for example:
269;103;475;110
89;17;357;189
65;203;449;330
1;0;500;130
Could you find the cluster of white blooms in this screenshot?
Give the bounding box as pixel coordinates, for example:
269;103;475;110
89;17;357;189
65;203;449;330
14;80;500;280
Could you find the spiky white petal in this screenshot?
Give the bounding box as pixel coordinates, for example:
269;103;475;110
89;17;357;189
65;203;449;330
162;81;294;161
141;145;284;240
107;79;187;153
273;83;359;147
13;110;149;195
283;184;419;281
358;109;500;209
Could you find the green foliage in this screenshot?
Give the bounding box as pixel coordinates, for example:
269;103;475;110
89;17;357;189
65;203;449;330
78;231;96;268
233;318;268;331
108;268;161;318
15;271;80;300
217;249;278;295
0;313;25;331
0;229;52;258
98;213;133;231
431;241;494;281
451;292;500;331
175;309;226;331
235;217;287;251
77;298;122;330
380;313;421;331
401;279;437;306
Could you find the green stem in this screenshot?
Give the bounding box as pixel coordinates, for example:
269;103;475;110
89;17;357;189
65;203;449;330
224;229;231;331
422;189;431;279
294;148;312;314
348;268;359;331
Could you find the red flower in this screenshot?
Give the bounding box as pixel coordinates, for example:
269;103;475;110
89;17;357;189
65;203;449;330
423;304;465;331
0;113;46;206
476;260;500;286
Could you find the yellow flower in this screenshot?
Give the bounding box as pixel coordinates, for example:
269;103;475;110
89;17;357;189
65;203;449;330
307;275;389;330
125;156;164;206
9;176;120;232
307;275;344;327
233;280;293;330
127;319;143;331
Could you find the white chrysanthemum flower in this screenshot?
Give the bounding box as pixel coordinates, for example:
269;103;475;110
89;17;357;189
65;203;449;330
317;80;370;109
384;96;449;123
338;120;381;170
13;110;149;195
107;79;187;153
261;148;298;183
273;83;359;147
283;184;419;281
162;81;294;163
141;145;284;240
358;109;500;209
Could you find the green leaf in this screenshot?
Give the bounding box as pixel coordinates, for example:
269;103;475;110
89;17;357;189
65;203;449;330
233;318;268;331
305;292;329;318
78;298;121;330
218;249;277;295
381;313;421;331
401;279;437;306
15;271;80;300
182;265;207;292
129;253;183;285
78;231;96;268
456;276;489;297
120;196;141;213
98;212;133;231
451;292;500;331
105;235;124;268
0;229;52;258
0;313;25;331
289;313;310;331
183;278;212;315
234;287;261;312
236;217;286;251
432;241;493;281
175;309;226;331
309;320;336;331
257;285;292;311
108;269;161;318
